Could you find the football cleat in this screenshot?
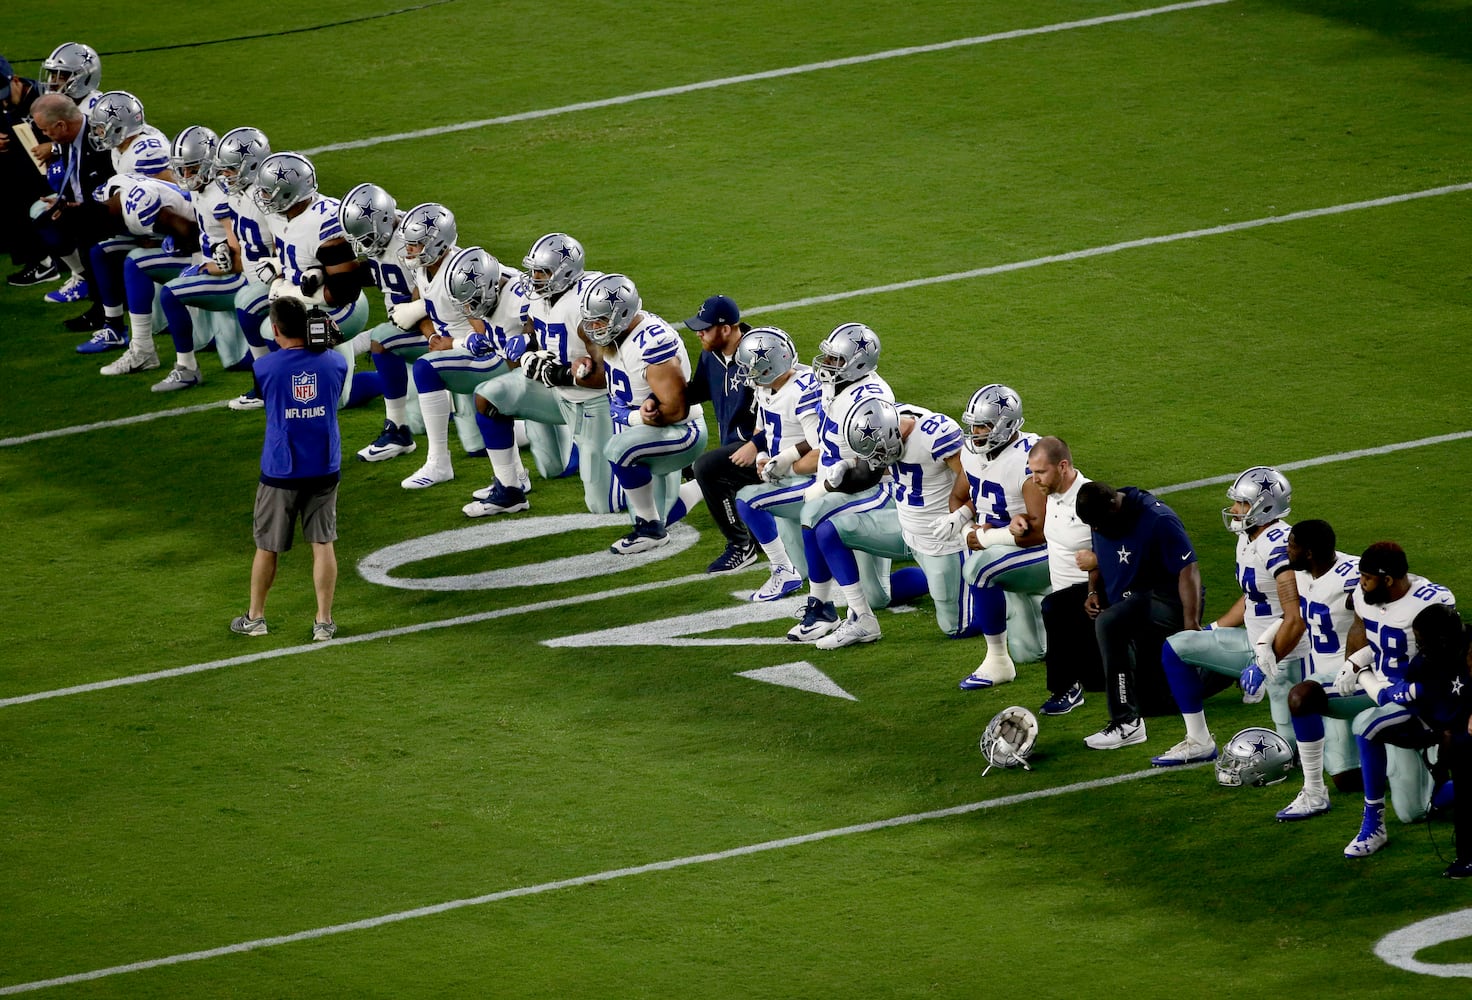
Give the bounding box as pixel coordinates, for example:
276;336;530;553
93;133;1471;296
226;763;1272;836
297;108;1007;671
815;610;881;649
1276;789;1332;822
472;470;532;500
401;461;454;490
228;389;265;411
958;652;1017;691
1040;683;1085;716
1344;819;1387;859
44;275;89;303
1150;736;1218;767
229;614;268;636
1084;718;1148;750
751;564;804;602
707;540;759;574
357;420;417;462
462;483;529;517
76;324;128;354
151;364;202;392
312;620;337;642
609;517;669;554
787;598;840;642
99;343;159;375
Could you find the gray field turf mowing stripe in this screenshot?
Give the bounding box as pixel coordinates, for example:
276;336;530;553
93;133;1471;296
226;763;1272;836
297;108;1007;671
0;766;1184;995
300;1;1235;155
3;180;1468;451
2;429;1467;710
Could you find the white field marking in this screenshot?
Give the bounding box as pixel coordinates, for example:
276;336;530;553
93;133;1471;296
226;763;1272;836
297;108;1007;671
0;765;1190;995
6;182;1471;451
1375;908;1472;979
740;183;1472;317
300;1;1235;156
737;662;858;701
542;597;805;648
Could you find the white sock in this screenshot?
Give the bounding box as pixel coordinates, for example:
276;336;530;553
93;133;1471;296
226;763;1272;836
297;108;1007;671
385;396;408;428
418;388;453;465
1184;711;1210;745
129;311;154;352
61;251;83;276
249;343;271;361
984;633;1010;660
677;479;704;514
105;304;124;320
1299;738;1326;796
488;447;525;490
625;482;659;522
839;583;872;618
177;350;196;370
810;578;836;604
759;536;792;568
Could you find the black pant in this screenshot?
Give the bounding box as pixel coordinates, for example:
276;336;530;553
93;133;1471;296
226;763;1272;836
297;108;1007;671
1042;582;1105;695
1094;590;1183;724
0;146;49;262
692;441;762;547
1451;737;1472;860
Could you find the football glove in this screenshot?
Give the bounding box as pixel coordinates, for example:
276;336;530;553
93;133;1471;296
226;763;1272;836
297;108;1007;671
1240;662;1266;703
299;266;325;298
211;242;233;272
824;459;854;489
1376;680;1419;707
1333;661;1362;698
464;331;494;358
1254;618;1282;679
389;299;429;331
761;449;796;483
931;507;973;544
253;256;283;284
609;398;634;428
160;235;177;255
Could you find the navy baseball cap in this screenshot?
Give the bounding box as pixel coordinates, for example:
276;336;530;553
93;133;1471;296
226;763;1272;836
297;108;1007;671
0;56;14;87
685;294;740;331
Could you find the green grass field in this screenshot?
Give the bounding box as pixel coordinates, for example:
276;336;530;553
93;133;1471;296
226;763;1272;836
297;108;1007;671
4;1;1472;995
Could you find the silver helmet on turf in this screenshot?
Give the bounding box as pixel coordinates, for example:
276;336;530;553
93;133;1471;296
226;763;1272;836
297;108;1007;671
1215;727;1295;787
980;706;1039;775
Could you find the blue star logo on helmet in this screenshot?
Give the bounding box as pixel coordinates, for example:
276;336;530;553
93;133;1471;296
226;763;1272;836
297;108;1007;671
855;418;880;441
555;244;574;261
603;286;623;306
273;164;297;182
1248;736;1272;759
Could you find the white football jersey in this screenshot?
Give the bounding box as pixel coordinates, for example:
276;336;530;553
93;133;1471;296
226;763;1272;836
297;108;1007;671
526;272;604;401
893;407;966;557
191;178;232;262
463;267;531;355
818;372;894;473
959;432;1039;528
414;247;475;341
1044;471;1093;589
227;190;281;266
754;365;823;456
1234;520;1309;655
1294;552;1359;679
118;176;191;237
606;312;702;429
363;231;416;310
1353;574;1456;680
112;125;169;176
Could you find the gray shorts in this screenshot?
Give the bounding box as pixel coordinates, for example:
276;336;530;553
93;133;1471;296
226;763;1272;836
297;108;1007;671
253;480;338;552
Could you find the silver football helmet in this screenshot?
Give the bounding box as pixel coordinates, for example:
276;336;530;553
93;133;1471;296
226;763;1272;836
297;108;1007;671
1222;466;1292;534
254;153;317;213
1215;727;1295;787
813;323;880;385
980;706;1039;775
169;126;219;192
215;127;271;195
445;247;503;319
396;203;457;270
843;397;903;470
734;327;798;388
579;273;642;346
41;42;101;100
522;233;585;299
338;183;399;259
962;384;1024;454
87;91;145;151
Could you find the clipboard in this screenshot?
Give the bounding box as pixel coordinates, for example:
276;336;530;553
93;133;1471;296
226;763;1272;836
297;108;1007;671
10;121;49;176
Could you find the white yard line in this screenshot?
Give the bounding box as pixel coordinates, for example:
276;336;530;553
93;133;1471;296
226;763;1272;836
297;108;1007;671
301;2;1236;155
0;766;1186;995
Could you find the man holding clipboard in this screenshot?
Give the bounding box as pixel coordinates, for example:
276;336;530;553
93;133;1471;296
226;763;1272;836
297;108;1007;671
1;55;55;285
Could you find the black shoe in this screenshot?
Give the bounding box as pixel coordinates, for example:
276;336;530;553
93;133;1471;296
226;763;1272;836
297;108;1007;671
707;540;759;573
1444;858;1472;879
8;259;60;286
64;306;106;333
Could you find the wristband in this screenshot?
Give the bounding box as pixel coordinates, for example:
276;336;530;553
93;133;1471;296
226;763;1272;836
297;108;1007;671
975;527;1013;548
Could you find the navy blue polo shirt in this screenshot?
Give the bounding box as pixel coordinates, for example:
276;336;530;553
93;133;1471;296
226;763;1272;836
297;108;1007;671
686;340;755;445
1091;487;1197;604
256;346;349;485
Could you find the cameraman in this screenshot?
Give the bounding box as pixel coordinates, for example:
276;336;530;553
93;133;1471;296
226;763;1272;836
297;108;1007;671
230;297;349;641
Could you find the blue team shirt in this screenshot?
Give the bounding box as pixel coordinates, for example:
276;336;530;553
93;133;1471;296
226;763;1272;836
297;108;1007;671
687;343;755;445
1091;487;1197;604
256;347;349;484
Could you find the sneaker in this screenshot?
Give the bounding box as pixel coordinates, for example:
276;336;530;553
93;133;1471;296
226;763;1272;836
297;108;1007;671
151;363;202;392
462;482;529;517
1443;858;1472;879
401;461;454;490
8;259;60;286
1150;736;1218;767
1344;819;1387;859
472;469;533;500
1040;683;1085;716
229;614;268;636
312;620;337;642
228;389;265;411
958;652;1018;691
1084;718;1148;750
751;564;804;602
99;343;160;375
64;306;107;333
1276;789;1332;822
609;517;669;554
707;540;759;574
815;610;881;649
356;419;417;462
44;274;89;303
76;324;128;355
787;598;840;642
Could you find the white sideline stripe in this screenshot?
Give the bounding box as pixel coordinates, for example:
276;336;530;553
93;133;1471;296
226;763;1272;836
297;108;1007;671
300;1;1235;155
6;181;1470;451
0;571;726;709
741;182;1472;316
0;766;1183;995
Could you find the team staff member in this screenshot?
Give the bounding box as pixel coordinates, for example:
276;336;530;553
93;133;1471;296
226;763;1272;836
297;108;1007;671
230;298;349;642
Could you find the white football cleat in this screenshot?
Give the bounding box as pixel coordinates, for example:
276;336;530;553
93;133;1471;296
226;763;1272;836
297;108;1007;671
1344;821;1387;858
1150;736;1218;767
815;611;881;649
751;564;804;602
1276;789;1332;822
401;461;454;490
958;652;1017;690
99;343;159;376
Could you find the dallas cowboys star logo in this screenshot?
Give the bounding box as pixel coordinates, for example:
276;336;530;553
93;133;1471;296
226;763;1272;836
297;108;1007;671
1453;677;1465;696
855;417;881;442
1251;471;1277;493
751;345;771;363
555;243;574;261
272;163;298;182
851;334;871;356
102;104;121;121
1117;546;1133;564
457;263;482;286
994;391;1016;410
603;286;624;306
1248;736;1272;761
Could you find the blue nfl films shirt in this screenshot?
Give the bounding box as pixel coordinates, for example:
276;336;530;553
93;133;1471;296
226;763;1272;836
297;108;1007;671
255;347;349;485
1091;487;1197;604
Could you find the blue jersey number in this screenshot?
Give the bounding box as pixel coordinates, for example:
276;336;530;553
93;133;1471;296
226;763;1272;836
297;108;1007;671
894;462;925;508
1237;566;1272;617
367;259;414;303
973;478;1008;527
